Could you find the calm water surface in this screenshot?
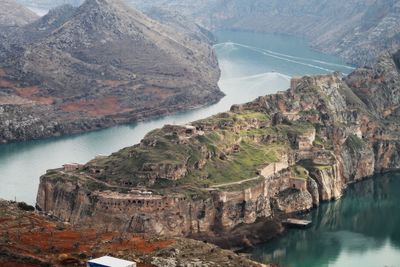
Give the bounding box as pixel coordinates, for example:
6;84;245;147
0;27;397;267
251;173;400;267
0;30;350;204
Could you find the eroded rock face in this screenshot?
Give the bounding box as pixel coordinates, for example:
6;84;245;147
37;51;400;239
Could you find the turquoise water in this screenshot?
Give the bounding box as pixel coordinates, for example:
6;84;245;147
251;173;400;267
1;28;397;267
0;30;350;205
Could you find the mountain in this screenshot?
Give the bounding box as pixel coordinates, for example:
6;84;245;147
0;0;38;26
142;7;216;45
129;0;400;66
0;0;223;143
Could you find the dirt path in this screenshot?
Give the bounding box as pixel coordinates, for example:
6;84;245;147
211;176;262;188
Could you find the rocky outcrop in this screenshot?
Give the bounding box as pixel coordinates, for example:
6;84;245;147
36;51;400;244
0;0;223;143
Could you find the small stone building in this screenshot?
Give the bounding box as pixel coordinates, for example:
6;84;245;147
63;163;83;172
297;129;316;151
290;77;302;91
290;178;307;191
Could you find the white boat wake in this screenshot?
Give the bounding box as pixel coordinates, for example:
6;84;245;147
214;42;354;73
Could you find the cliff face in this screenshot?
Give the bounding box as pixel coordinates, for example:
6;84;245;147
129;0;400;66
36;51;400;242
0;0;223;143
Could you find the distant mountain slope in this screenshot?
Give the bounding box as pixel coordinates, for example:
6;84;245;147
142;7;216;45
129;0;400;66
16;0;82;12
0;0;222;143
0;0;38;26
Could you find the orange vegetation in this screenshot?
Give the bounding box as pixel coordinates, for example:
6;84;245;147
61;96;131;117
0;77;53;105
0;78;17;88
102;80;131;87
0;204;174;267
14;86;54;105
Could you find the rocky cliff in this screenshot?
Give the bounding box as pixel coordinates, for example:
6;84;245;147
36;50;400;245
129;0;400;66
0;0;223;143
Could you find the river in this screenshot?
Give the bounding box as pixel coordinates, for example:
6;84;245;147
251;173;400;267
0;30;350;205
0;29;398;266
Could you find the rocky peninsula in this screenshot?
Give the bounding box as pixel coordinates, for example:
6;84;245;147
36;49;400;248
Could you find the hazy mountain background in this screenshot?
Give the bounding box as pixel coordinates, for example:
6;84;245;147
0;0;38;26
15;0;400;66
128;0;400;66
18;0;398;67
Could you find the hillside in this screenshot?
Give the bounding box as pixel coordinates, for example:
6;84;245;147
129;0;400;66
0;0;223;143
0;200;266;267
0;0;38;27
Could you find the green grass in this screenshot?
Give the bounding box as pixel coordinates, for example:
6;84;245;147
290;165;309;179
235;111;270;121
71;108;323;194
180;140;284;187
314;165;333;171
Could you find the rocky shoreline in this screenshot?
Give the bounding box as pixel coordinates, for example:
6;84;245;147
0;96;222;144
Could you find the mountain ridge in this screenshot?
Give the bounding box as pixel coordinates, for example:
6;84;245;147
0;0;223;143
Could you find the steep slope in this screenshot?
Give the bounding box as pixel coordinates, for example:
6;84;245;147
36;50;400;243
0;0;38;26
129;0;400;66
142;7;216;45
0;0;223;143
346;51;400;118
0;4;77;61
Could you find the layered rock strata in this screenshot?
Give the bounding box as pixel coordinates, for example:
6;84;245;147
37;51;400;242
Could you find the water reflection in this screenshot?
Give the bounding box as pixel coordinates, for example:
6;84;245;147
252;173;400;267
